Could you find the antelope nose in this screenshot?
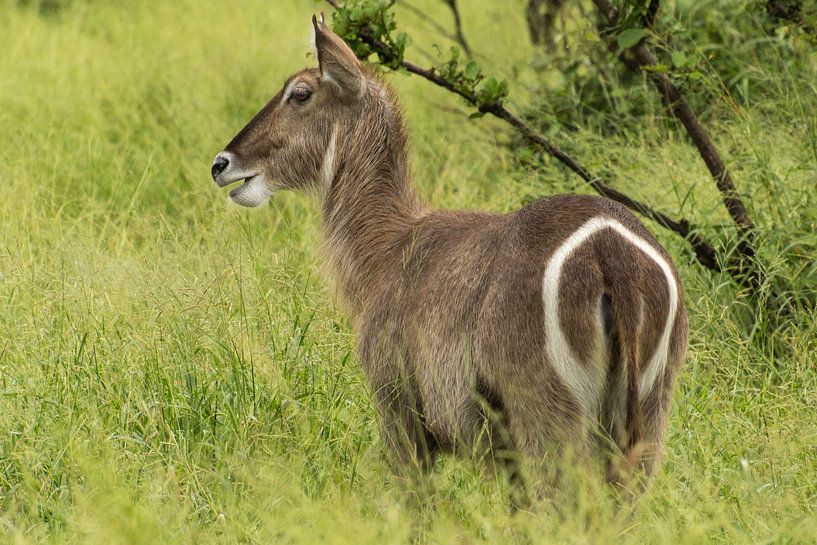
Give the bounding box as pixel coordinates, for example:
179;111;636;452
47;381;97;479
211;155;229;179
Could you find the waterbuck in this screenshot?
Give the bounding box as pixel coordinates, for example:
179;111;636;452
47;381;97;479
211;16;688;494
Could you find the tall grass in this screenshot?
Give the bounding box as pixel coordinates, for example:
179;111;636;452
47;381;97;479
0;0;815;543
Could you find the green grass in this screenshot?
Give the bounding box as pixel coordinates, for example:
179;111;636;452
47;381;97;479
1;0;816;543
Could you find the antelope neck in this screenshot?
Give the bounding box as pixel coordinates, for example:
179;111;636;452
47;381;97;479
320;104;424;311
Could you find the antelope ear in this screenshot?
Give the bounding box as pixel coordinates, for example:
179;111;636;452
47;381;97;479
312;14;365;98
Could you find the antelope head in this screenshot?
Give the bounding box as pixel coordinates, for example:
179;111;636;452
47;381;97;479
211;15;366;207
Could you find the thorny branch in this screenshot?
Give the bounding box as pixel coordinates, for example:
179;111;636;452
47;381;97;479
322;0;721;273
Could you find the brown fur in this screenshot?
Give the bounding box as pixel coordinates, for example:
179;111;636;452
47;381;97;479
212;17;689;494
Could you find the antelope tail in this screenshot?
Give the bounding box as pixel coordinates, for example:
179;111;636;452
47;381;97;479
605;293;646;486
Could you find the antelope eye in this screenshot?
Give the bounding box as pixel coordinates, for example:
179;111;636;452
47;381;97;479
291;87;312;102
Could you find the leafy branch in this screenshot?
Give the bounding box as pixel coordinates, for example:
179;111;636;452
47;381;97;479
331;0;409;70
328;0;506;108
323;0;722;274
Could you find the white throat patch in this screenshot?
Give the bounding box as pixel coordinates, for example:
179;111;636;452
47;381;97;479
321;127;338;192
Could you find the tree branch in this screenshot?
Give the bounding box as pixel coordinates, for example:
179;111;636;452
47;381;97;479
525;0;567;50
480;102;720;270
442;0;471;56
643;0;660;28
397;1;459;47
592;0;760;289
323;0;721;273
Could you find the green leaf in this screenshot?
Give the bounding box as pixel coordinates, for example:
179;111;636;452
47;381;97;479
483;77;498;94
671;50;687;68
643;63;668;73
617;27;646;49
463;61;479;81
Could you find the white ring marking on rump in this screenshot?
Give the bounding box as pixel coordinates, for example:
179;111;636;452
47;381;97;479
541;217;678;411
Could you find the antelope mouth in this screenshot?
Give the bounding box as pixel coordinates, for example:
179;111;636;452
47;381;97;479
215;171;258;189
225;174;273;208
225;175;257;197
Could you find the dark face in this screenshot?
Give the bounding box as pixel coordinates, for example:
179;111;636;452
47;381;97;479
211;16;366;207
